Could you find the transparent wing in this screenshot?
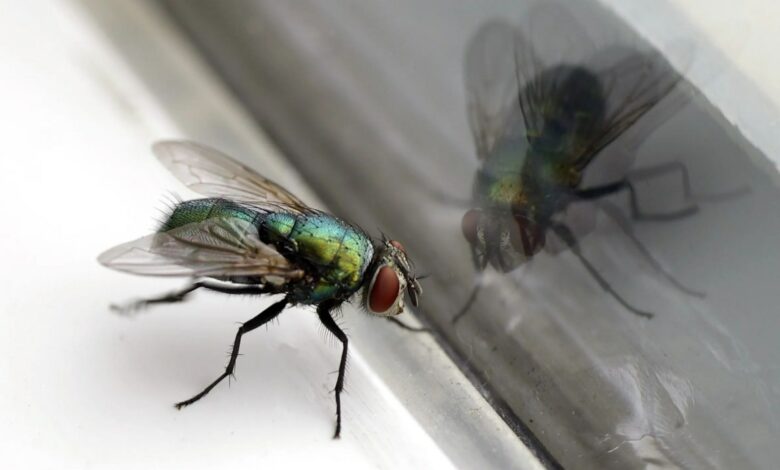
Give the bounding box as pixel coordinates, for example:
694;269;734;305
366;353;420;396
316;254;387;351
513;2;690;174
464;20;529;161
467;2;690;180
98;217;304;280
570;46;688;173
153;140;308;209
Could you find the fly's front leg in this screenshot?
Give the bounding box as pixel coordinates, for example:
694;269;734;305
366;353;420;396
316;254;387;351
110;280;273;315
316;299;348;439
452;254;489;325
452;282;482;325
174;296;288;409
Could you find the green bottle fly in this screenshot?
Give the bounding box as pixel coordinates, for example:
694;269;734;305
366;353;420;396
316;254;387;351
99;141;422;438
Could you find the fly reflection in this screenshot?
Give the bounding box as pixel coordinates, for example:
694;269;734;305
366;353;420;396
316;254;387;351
454;3;708;323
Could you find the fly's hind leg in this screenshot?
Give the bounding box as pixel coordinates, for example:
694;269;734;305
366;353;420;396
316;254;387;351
110;280;273;315
174;296;289;409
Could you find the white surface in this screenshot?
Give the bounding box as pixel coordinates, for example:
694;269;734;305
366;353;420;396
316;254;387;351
603;0;780;174
0;1;456;468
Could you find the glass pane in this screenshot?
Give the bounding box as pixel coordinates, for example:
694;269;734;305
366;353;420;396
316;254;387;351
159;0;780;468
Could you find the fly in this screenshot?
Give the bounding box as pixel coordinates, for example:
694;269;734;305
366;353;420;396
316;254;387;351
454;3;710;323
98;141;423;438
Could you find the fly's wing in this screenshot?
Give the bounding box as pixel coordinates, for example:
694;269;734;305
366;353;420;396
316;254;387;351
512;2;690;178
153;141;308;210
98;217;304;281
464;21;531;161
511;2;596;145
475;2;691;252
569;46;688;175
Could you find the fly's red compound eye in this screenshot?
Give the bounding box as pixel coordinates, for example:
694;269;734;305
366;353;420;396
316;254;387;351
368;265;401;314
461;209;481;245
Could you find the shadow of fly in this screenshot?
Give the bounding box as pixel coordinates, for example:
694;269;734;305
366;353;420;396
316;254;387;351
99;141;422;438
454;2;710;323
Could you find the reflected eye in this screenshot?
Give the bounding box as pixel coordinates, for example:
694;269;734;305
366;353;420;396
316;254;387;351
510;215;545;257
461;209;481;245
368;265;401;315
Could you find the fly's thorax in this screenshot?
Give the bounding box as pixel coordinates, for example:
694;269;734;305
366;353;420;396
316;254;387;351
259;211;375;301
493;177;530;207
363;240;422;316
476;148;528;206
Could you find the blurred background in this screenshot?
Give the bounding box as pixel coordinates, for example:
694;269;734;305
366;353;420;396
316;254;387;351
1;1;779;469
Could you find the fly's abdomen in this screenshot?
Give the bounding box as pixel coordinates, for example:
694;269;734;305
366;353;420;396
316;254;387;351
261;212;374;299
160;198;259;232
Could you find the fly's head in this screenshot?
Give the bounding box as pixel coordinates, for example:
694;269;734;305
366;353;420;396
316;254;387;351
461;208;546;272
363;239;422;316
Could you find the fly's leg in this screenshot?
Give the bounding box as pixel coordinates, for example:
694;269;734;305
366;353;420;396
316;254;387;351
550;222;654;319
597;200;704;298
628;161;695;199
629;161;750;203
453;252;489;325
175;296;289;409
111;280;274;315
385;316;429;333
575;179;697;221
316;299;348;439
452;283;482;325
576;160;749;220
575;160;709;221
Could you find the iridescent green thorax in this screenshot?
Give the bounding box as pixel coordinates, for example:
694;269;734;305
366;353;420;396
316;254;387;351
261;211;374;302
160;199;376;304
476;132;585;221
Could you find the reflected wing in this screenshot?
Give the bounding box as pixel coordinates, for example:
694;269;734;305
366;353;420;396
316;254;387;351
153;140;308;208
514;3;688;172
569;47;687;172
98;217;304;280
467;2;689;175
464;21;530;160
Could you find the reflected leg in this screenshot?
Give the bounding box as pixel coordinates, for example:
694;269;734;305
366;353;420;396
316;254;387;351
550;222;653;319
596;200;704;298
575;179;697;221
174;296;289;408
452;282;482;325
623;160;747;205
574;160;711;221
317;299;349;439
